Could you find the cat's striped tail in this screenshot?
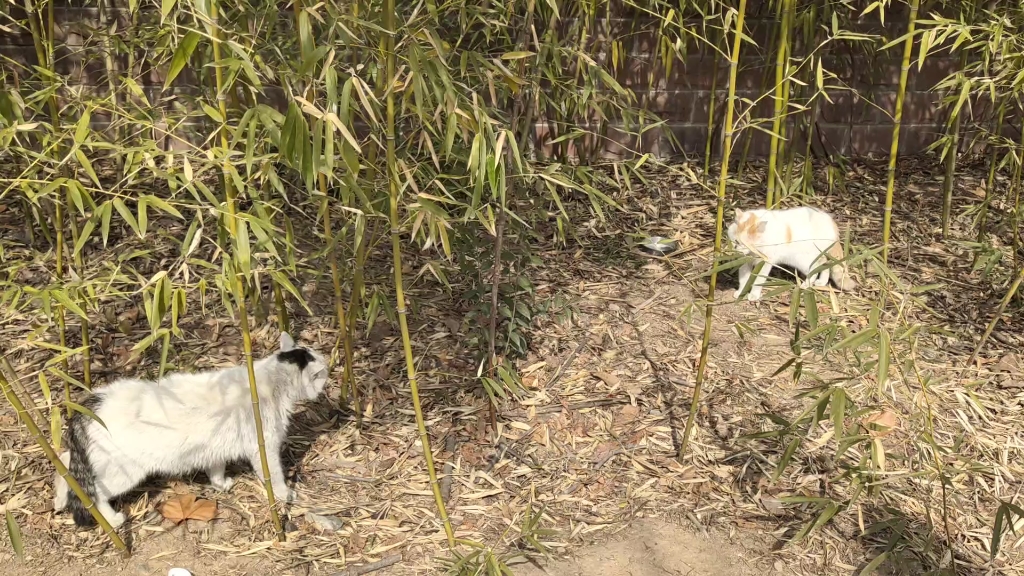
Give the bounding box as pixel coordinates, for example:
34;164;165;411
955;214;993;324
60;410;101;527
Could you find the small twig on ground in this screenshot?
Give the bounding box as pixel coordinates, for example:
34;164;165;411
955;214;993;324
544;340;587;389
330;554;402;576
441;433;456;502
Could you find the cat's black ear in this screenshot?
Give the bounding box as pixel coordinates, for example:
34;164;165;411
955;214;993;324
280;332;296;351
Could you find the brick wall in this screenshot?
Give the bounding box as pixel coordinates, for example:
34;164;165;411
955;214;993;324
0;1;995;160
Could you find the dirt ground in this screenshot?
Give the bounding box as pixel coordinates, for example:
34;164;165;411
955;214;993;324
513;518;765;576
3;159;1024;575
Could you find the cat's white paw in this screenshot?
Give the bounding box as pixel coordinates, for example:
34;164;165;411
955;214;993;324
734;289;744;300
211;476;235;492
108;512;126;529
746;290;762;302
814;277;829;287
274;486;297;503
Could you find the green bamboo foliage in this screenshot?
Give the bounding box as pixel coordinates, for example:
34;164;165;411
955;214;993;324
208;0;285;541
680;0;747;460
881;0;920;265
0;367;127;552
382;0;455;547
766;0;793;208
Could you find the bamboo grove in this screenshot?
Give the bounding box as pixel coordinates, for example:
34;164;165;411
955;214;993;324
3;0;1024;570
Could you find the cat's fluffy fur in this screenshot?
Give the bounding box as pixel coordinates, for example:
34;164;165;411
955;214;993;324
52;332;329;528
727;206;857;301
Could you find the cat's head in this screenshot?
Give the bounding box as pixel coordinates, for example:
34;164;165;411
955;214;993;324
276;332;330;401
728;208;765;254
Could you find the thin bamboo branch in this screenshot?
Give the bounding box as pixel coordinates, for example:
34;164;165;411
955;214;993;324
210;0;284;541
680;0;747;460
767;0;793;208
881;0;920;265
383;0;455;547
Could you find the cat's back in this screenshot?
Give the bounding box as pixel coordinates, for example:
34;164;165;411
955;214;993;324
776;206;837;240
96;366;249;423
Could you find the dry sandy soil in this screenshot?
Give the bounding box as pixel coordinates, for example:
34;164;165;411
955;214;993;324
3;159;1024;575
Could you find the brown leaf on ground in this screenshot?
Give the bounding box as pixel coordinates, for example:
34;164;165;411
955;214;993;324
160;494;218;524
593;371;621;387
862;410;898;438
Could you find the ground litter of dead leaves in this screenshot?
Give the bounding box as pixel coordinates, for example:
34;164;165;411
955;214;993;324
2;158;1024;576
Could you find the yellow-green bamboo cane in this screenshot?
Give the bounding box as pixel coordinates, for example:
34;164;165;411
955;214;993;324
66;206;93;390
702;26;721;185
766;0;793;208
963;264;1024;374
977;99;1007;246
210;0;284;541
881;0;919;265
323;187;358;416
383;0;455;547
679;0;747;461
1009;107;1024;275
941;4;976;239
0;366;127;552
24;0;72;417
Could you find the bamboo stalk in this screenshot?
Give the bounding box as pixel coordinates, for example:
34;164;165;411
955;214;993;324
976;100;1006;246
324;188;359;417
939;113;961;239
485;204;505;433
210;0;284;541
881;0;919;265
24;0;72;416
383;0;455;547
963;264;1024;373
766;0;793;208
679;0;747;461
66;206;93;390
1010;100;1024;276
702;26;722;185
0;365;127;552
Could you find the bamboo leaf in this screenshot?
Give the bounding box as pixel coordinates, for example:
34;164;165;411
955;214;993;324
74;149;101;188
73;108;91;145
5;509;23;560
66;400;107;429
73;217;96;256
99;202;112;246
161;0;177;20
859;551;889;576
112;198;141;237
144;195;183;219
877;329;890;388
50;289;87;320
236;218;251;274
828;327;877;354
165;31;202;90
773;436;801;481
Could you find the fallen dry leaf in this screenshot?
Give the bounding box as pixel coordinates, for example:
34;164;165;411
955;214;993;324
593;371;621;387
862;410;898;438
994;353;1021;374
160;494;217;524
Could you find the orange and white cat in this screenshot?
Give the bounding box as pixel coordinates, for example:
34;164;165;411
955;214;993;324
727;206;856;301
